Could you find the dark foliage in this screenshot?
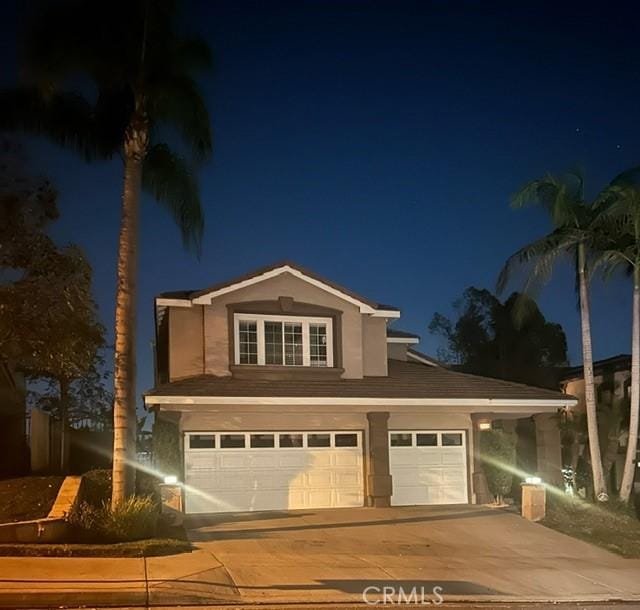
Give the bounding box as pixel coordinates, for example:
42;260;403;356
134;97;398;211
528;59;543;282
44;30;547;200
429;287;568;388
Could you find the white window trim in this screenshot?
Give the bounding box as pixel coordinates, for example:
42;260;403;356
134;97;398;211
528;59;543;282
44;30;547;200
234;313;334;368
388;430;466;449
184;431;361;451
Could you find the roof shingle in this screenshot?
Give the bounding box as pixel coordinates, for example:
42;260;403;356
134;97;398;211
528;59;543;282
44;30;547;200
146;359;571;401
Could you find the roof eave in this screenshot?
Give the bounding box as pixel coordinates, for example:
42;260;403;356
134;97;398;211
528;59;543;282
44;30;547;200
144;395;577;408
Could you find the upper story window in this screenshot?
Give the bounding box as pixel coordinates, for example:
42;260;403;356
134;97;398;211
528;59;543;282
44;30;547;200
234;314;333;367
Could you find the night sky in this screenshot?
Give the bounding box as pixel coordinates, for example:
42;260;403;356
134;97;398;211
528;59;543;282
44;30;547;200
2;1;638;407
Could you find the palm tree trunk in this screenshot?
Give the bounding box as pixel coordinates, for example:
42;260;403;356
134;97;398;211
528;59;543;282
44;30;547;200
620;267;640;502
578;242;608;500
111;105;148;507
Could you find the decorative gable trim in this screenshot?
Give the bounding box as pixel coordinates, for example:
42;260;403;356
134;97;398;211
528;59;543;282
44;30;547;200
191;264;400;317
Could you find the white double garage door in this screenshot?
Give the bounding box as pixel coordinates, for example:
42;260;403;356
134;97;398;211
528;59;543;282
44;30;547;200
184;430;468;514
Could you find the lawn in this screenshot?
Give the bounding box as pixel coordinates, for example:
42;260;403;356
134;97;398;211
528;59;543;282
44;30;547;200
0;537;192;557
0;476;64;523
541;496;640;558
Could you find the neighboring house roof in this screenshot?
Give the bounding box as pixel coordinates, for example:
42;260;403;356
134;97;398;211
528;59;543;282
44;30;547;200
387;328;420;343
145;359;574;406
559;354;631;382
155;261;400;317
387;329;420;339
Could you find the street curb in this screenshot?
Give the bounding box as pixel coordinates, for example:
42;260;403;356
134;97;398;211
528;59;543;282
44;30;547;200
0;589;146;609
1;592;640;608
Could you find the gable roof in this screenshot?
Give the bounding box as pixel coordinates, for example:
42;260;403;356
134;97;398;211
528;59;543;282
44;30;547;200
156;261;400;317
145;359;575;407
559;354;631;382
407;348;442;367
387;328;420;342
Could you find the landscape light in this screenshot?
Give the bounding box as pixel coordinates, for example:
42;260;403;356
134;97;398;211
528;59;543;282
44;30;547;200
525;476;542;485
163;475;178;484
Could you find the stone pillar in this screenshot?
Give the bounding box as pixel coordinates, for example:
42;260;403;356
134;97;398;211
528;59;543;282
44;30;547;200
366;412;392;507
534;413;563;486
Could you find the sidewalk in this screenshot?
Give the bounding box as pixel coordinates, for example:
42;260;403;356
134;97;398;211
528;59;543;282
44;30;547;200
0;549;239;608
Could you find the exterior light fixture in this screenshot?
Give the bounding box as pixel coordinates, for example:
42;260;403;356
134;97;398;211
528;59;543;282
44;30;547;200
478;421;492;431
163;475;178;485
525;476;542;485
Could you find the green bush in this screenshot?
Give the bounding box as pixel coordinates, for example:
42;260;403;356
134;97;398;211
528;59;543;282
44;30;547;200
82;469;112;506
101;496;159;542
480;429;516;503
152;417;181;477
69;496;158;543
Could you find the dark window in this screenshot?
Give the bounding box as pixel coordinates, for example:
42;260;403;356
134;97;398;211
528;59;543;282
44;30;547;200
308;433;330;447
264;322;283;365
238;321;258;364
284;323;303;365
390;433;412;447
442;433;463;447
279;433;303;448
250;434;275;448
416;433;438;447
335;433;358;447
189;434;215;449
309;324;328;367
220;434;245;449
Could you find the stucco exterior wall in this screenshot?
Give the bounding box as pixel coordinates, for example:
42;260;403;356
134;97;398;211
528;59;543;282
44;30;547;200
362;317;388;376
169;306;204;380
180;410;367;432
387;343;408;361
200;272;368;378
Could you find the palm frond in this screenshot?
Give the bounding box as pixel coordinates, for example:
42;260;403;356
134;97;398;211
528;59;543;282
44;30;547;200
0;88;116;160
149;74;212;161
497;229;575;295
142;143;204;255
175;36;214;72
511;172;584;229
592;249;633;280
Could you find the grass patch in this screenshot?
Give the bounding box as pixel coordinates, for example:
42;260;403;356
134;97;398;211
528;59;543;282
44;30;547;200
0;537;192;557
0;476;64;523
541;495;640;558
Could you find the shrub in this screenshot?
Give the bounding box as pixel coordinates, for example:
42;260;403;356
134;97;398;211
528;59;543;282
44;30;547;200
101;496;159;542
153;417;181;477
82;469;112;506
69;496;158;543
480;429;516;503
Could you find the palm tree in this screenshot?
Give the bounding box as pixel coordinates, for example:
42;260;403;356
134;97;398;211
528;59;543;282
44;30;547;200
0;0;212;505
497;171;609;501
593;180;640;503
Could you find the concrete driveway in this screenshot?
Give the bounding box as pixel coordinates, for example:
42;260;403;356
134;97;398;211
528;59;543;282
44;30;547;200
186;505;640;604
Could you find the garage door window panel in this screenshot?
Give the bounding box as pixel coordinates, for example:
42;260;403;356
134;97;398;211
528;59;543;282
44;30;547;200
390;433;412;447
220;434;245;449
189;434;216;449
279;433;303;448
308;433;330;447
335;433;358;447
416;433;438;447
442;433;463;446
250;433;275;448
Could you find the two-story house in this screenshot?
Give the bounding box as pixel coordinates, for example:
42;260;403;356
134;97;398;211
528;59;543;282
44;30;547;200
144;262;575;514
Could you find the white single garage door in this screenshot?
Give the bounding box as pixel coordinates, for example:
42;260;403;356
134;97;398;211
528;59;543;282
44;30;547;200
389;430;468;506
184;431;364;514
